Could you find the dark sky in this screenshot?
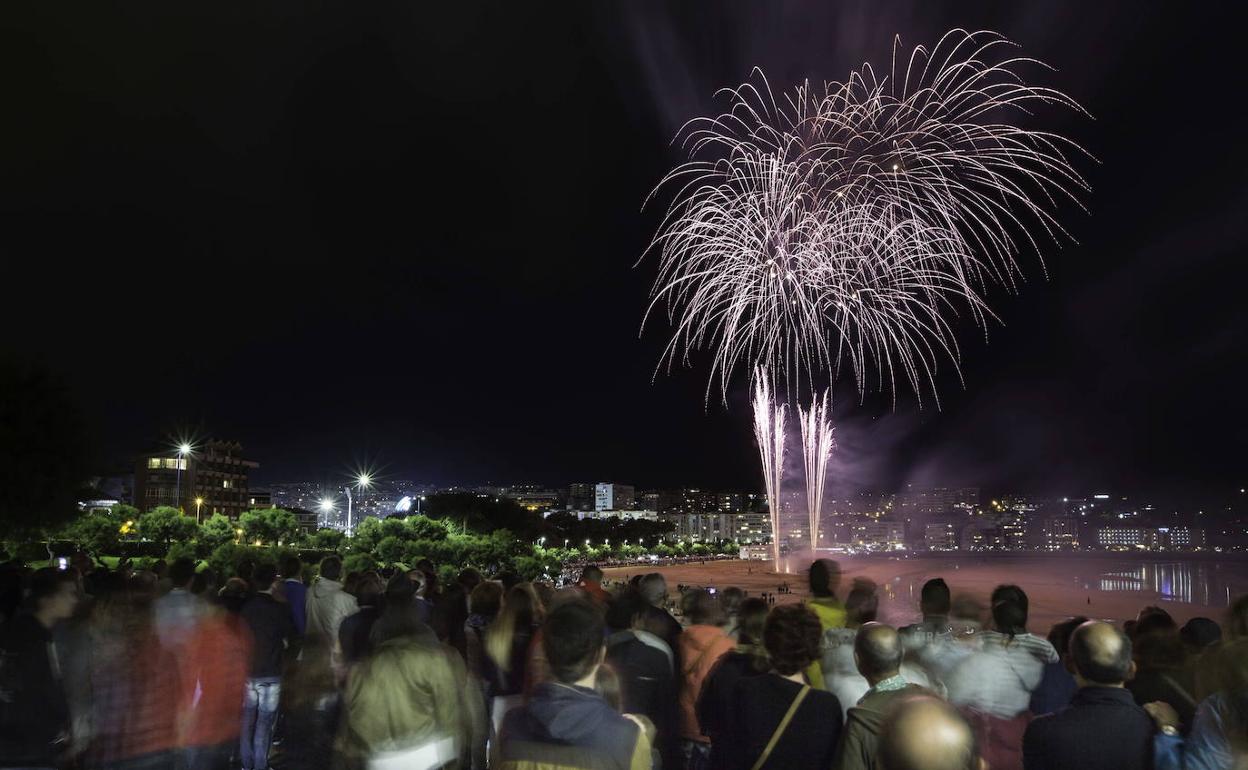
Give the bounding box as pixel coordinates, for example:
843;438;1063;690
2;2;1245;503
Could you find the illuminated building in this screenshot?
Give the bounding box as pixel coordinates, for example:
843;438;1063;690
135;440;258;519
594;483;635;511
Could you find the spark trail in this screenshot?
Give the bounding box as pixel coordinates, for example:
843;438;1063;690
798;390;834;550
751;370;787;566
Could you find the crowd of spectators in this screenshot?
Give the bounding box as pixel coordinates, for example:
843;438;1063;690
1;552;1246;770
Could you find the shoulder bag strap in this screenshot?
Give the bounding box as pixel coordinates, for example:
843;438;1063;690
750;684;810;770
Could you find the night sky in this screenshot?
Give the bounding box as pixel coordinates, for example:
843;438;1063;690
2;2;1245;503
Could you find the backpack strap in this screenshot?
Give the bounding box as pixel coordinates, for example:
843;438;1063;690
750;684;810;770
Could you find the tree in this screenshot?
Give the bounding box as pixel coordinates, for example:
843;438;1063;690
139;506;199;548
404;515;450;542
350;516;384;553
198;513;237;551
375;535;406;565
307;528;346;551
239;508;300;546
62;509;123;555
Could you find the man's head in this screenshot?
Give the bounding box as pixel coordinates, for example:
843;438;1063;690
846;579;880;626
920;578;951;618
809;559;841;598
579;565;603;585
880;695;981;770
385;572;417;606
990;584;1029;635
542;600;605;685
854;622;903;685
764;604;822;676
27;567;79;625
281;556;302;582
1069;620;1134;686
169;557;196;589
638;573;667;606
253;562;279;592
736;597;770;646
683;588;726;627
319;555;342;582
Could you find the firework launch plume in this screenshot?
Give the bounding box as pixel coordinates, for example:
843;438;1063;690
798;390;835;549
752;369;786;565
644;28;1091;405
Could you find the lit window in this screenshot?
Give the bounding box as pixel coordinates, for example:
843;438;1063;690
223;479;233;489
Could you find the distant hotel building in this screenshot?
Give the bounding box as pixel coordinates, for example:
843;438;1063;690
594;483;635;511
1097;526;1207;551
134;440;257;520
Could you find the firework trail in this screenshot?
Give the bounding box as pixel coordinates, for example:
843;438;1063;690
751;369;786;565
798;389;835;549
644;28;1091;406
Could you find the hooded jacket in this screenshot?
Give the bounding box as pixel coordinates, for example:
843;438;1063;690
833;683;927;770
305;577;358;643
499;681;650;770
336;635;485;770
677;625;735;742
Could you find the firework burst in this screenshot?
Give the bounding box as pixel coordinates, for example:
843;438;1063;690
644;28;1091;405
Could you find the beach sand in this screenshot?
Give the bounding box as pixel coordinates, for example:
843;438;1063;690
603;553;1247;632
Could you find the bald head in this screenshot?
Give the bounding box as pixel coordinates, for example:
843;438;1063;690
855;622;903;684
1070;620;1133;686
880;696;979;770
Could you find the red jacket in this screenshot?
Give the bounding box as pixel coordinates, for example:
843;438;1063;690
676;625;734;742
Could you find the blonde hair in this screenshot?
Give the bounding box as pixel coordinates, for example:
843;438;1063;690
486;582;544;672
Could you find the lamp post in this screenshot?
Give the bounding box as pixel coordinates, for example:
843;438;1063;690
195;497;204;524
345;473;372;536
175;442;192;512
318;497;336;529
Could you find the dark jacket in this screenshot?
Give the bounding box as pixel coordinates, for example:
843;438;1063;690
339;604;381;665
240;591;296;677
0;614;70;767
723;673;843;770
499;681;649;770
833;684;927;770
697;648;768;769
1023;686;1154;770
607;630;679;767
1030;660;1078;716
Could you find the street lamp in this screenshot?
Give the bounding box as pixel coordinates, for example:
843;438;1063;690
194;497;204;523
175;442;193;512
417;495;426;515
564;538;569;548
318;497;336;528
538;536;546;548
346;473;373;535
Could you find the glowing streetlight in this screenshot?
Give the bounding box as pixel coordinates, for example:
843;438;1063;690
194;497;204;523
564;538;569;548
538;536;546;547
345;472;374;535
174;442;193;512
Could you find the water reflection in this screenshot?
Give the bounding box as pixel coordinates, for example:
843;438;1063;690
1097;562;1215;605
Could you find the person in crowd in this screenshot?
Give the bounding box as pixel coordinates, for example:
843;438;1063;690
87;571;185;770
1028;615;1087;716
239;562;297;770
338;571;384;666
498;600;651;770
698;596;770;769
900;579;953;646
577;565;610;605
1127;606;1199;731
464;580;504;680
949;594;986;639
436;573;473;658
677;589;735;766
282;555;307;637
879;695;982;770
722;604;843;770
946;585;1057;770
819;579;883;705
720;587;745;639
179;572;252;770
1149;599;1248;770
190;567;219;599
152;556;203;651
306;556;359;646
808;559;847;630
0;567;79;769
639;573;684;655
835;623;929;770
485;583;544;701
607;588;680;769
274;636;337;770
1023;620;1153;770
219;577;251;614
405;568;435;625
336;599;484;770
1181;617;1222;656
